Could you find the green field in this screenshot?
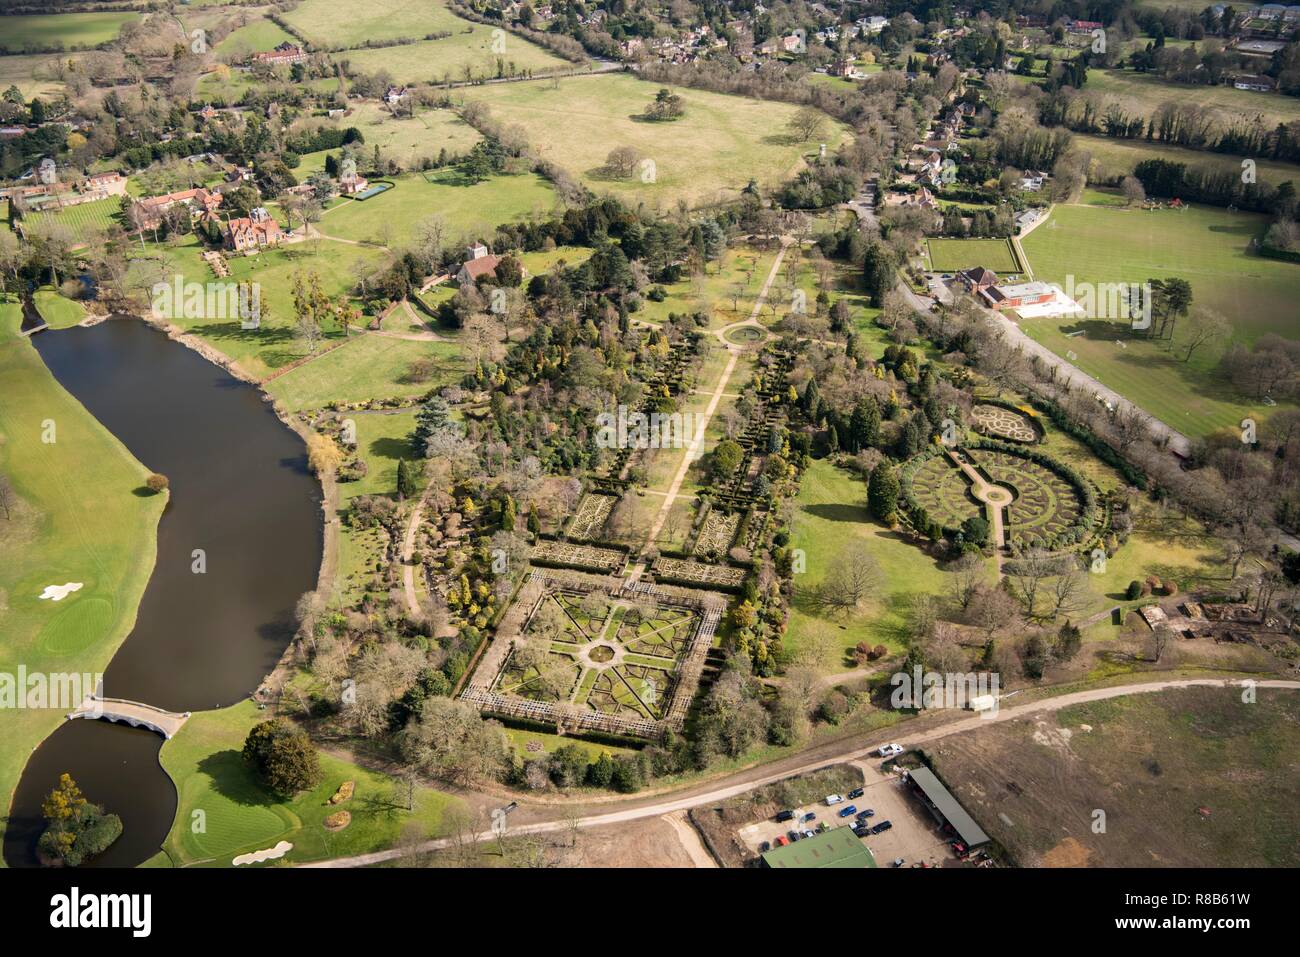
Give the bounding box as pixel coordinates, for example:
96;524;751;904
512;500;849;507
341;30;569;84
0;12;138;53
316;169;557;247
280;0;465;48
296;102;482;172
266;334;467;411
1021;201;1300;439
0;300;166;850
32;288;85;328
149;701;462;867
213;18;298;59
461;73;852;209
1072;132;1300;190
925;237;1021;274
1089;68;1300;133
784;459;993;670
146;234;388;380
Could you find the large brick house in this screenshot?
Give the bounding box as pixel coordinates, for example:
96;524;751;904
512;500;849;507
979;280;1055;311
224;207;284;253
251;43;308;67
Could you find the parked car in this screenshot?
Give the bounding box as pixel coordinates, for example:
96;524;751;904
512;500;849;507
892;858;905;868
802;812;816;822
848;787;865;799
824;794;845;806
855;809;875;821
774;835;790;847
870;820;894;834
877;743;904;758
852;824;871;838
759;841;770;853
801;829;816;839
837;804;858;818
775;809;795;823
788;830;801;842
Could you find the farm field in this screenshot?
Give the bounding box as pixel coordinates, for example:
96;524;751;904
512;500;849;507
1089;69;1300;131
212;18;298;59
341;30;569;84
0;12;138;54
925;237;1021;274
0;52;71;98
784;459;991;670
298;102;482;171
0;301;165;851
280;0;466;48
148;701;462;867
1021;200;1300;439
1072;132;1300;190
316;170;556;247
931;686;1300;867
461;73;852;209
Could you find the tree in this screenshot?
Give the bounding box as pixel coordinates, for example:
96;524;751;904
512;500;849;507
412;395;461;456
604;145;643;179
145;473;169;493
810;543;883;618
401;696;508;784
307;434;343;476
38;773;122;867
711;438;744;481
867;461;899;522
396;458;418;499
788;106;828;142
1175;307;1228;363
1120;175;1146;206
0;472;14;519
242;718;322;798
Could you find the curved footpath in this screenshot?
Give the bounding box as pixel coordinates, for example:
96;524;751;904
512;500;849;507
301;676;1300;868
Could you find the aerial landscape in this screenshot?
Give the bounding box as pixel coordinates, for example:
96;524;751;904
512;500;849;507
0;0;1296;935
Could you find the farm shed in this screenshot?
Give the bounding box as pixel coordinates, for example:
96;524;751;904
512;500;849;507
905;766;991;849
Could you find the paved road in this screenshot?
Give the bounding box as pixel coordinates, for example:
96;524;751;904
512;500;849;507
300;677;1299;867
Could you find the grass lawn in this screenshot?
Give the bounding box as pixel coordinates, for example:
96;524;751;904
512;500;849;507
317;169;557;247
143;234;388;379
461;73;852;209
280;0;465;48
266;334;466;411
0;12;138;53
1020;201;1300;440
0;300;166;850
147;700;462;866
1089;68;1300;133
784;459;994;671
32;288;86;328
1071;131;1300;190
925;237;1021;274
342;30;569;84
636;244;780;331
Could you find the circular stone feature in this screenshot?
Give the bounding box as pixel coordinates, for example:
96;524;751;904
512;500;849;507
589;644;616;664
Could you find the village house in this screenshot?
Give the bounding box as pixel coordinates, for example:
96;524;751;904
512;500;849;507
224;206;284;253
384;85;409;106
1232;73;1276;91
957;266;998;294
251;42;308;67
137;187;223;230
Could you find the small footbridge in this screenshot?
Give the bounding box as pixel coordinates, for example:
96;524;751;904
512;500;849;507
66;696;192;739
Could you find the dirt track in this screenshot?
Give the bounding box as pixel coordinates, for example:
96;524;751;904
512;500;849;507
301;677;1300;867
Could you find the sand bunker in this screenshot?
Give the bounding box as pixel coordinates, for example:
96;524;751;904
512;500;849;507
38;583;83;601
232;841;293;866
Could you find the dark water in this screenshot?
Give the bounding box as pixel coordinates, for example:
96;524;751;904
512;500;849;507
4;318;322;867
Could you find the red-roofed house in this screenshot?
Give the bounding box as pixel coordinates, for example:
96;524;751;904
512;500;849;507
224;207;284;253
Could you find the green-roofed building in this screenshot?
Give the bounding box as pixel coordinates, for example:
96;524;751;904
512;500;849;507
761;828;877;869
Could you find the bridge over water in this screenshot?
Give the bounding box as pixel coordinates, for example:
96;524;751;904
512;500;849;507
66;696;191;739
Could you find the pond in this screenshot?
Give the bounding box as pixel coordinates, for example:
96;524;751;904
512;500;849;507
3;318;323;867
